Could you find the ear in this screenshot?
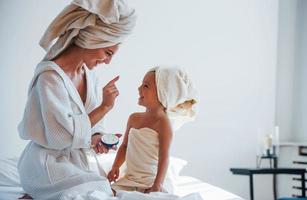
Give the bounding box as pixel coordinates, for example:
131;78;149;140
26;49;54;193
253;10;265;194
115;133;123;138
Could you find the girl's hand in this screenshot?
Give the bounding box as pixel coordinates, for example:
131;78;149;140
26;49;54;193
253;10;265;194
101;76;119;110
91;134;109;154
144;183;164;193
107;167;120;182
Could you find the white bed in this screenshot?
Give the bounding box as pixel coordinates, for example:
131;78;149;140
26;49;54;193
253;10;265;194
0;156;244;200
0;176;243;200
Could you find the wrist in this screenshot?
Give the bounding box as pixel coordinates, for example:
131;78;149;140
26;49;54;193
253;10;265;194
153;181;162;187
100;103;113;112
112;165;120;170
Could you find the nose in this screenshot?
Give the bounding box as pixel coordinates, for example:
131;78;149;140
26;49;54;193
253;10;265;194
103;55;112;64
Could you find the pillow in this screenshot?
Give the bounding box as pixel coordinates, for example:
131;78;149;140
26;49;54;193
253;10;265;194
165;157;187;193
169;157;188;176
0;157;21;187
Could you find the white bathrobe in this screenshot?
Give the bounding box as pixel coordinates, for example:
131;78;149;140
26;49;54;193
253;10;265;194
17;61;113;199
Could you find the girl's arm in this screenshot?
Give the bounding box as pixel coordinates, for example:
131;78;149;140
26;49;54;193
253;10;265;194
107;113;136;181
146;118;173;192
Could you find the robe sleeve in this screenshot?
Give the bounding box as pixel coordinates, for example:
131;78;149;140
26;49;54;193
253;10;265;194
36;71;91;150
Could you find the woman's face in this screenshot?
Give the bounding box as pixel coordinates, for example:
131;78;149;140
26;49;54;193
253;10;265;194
83;44;119;69
138;72;160;108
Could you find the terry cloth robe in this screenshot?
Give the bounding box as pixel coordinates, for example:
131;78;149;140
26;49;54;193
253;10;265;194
112;127;169;192
17;61;113;200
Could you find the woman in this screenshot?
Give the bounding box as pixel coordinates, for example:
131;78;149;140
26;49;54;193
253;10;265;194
17;0;136;199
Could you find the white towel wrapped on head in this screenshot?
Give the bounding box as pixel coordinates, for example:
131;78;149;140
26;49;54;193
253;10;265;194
40;0;136;60
150;66;198;131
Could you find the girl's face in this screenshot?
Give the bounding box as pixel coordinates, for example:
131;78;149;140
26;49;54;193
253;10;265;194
83;44;119;69
138;72;160;108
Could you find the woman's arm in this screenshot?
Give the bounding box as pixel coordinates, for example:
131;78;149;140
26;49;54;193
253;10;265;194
90;77;120;153
88;105;112;128
145;117;173;193
89;76;119;127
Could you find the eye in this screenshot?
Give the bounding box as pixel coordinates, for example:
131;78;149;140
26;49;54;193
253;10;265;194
105;50;113;57
143;84;149;88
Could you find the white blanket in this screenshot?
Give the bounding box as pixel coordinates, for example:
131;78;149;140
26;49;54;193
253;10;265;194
0;157;244;200
60;189;203;200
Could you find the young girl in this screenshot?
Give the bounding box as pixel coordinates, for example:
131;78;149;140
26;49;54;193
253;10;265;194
107;66;198;194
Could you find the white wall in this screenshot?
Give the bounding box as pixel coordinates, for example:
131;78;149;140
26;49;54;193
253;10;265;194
0;1;279;199
275;0;298;142
0;0;71;157
275;0;307;197
276;0;307;143
293;0;307;142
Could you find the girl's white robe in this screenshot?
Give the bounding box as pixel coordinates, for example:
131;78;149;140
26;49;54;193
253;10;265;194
17;61;113;199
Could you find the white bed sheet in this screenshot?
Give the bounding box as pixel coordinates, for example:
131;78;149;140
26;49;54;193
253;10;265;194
0;185;24;200
0;156;244;200
175;176;243;200
0;176;243;200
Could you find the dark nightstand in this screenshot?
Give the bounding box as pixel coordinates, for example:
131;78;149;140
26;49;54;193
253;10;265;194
230;168;306;200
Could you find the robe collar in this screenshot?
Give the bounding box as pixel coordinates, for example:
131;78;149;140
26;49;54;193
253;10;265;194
29;61;89;114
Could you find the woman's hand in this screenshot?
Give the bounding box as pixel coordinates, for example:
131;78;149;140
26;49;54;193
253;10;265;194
144;183;164;193
91;134;109;154
101;76;120;110
107;167;120;182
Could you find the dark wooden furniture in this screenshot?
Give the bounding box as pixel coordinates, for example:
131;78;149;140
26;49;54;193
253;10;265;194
230;168;306;200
